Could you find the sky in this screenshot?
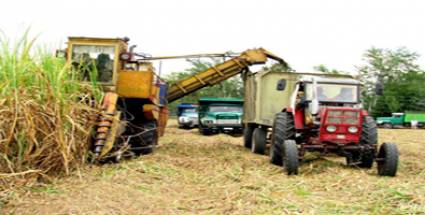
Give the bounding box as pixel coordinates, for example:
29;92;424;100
1;0;425;76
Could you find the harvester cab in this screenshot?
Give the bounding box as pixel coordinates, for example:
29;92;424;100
271;74;399;176
65;37;168;162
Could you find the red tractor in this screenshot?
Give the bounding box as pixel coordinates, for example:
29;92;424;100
269;75;399;176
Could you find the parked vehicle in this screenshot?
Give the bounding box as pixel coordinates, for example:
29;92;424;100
198;98;244;135
243;70;398;176
376;112;425;128
177;103;199;128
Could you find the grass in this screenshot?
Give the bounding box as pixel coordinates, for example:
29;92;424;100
2;120;424;214
0;32;100;191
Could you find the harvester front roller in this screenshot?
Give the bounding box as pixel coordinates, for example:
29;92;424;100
93;92;123;162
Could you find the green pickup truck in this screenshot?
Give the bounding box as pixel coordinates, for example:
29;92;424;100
376;112;425;128
198;97;244;135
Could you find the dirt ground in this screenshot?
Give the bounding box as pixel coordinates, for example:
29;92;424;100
2;120;425;214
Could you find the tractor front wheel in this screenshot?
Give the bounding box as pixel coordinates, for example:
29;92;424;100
282;140;299;175
377;142;399;176
251;127;267;154
270;112;295;166
352;116;378;168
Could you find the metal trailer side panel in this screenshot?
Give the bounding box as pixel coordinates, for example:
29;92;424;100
243;71;298;127
257;72;298;127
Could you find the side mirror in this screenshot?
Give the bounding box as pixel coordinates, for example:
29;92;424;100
276;79;287;91
55;49;67;58
375;82;383;96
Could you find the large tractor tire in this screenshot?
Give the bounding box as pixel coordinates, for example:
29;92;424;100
243;124;256;149
282;140;299;175
270;112;295;166
377;142;399;176
349;116;377;168
132;121;158;155
251;127;267;154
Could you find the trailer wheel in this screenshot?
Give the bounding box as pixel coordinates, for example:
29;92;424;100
282;140;299;175
270;112;295;166
243;124;256;149
377;142;399;176
353;116;378;168
251;127;266;154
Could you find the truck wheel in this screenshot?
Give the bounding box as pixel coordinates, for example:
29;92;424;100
377;142;399;176
355;116;377;168
270;112;295;166
132;121;158;155
251;127;266;154
199;127;211;135
383;123;393;129
243;124;255;149
282;140;299;175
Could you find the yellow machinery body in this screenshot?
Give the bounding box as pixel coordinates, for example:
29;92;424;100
65;36;285;160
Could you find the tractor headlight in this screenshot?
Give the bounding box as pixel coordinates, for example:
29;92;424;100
348;126;358;133
326;125;337;133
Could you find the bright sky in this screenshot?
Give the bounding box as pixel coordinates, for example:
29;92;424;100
1;0;425;76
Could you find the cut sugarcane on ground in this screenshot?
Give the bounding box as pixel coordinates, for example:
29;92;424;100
2;120;424;214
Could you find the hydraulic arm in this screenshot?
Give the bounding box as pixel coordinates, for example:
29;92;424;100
166;48;286;103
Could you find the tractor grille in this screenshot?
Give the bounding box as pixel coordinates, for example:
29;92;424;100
326;110;360;125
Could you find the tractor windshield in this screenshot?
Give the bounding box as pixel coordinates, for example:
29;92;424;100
305;83;359;103
71;45;115;83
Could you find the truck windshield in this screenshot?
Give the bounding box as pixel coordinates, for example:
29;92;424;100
182;108;197;113
71;45;115;83
305;83;358;103
209;105;242;113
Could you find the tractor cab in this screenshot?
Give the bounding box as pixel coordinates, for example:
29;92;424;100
289;75;363;130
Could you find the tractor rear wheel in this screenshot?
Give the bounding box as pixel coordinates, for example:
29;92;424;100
351;116;377;168
377;142;399;176
243;124;256;149
282;140;299;175
251;127;267;154
270;112;295;166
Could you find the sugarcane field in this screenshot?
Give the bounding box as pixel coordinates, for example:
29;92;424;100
1;1;425;214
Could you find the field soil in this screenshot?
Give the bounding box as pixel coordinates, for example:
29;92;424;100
2;120;425;214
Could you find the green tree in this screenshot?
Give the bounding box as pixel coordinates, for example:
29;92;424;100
357;47;424;116
262;62;293;73
313;64;347;74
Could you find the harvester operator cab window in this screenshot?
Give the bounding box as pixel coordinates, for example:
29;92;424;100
71;45;115;83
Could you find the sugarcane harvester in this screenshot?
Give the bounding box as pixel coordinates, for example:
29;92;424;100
64;37;286;161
